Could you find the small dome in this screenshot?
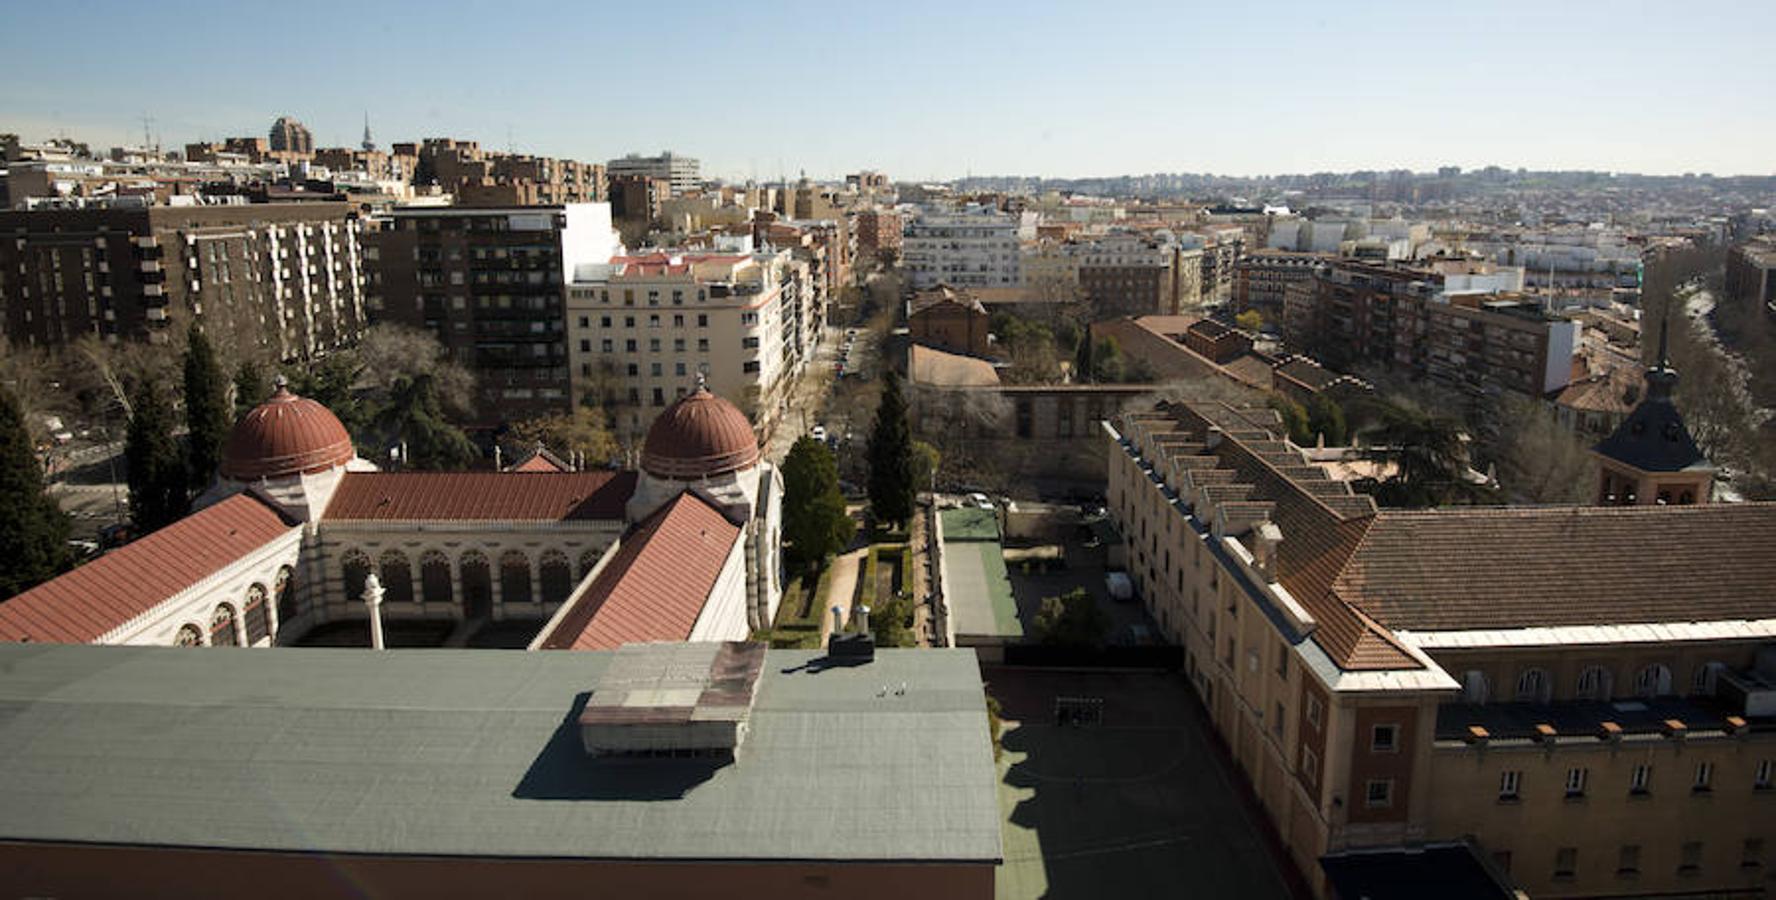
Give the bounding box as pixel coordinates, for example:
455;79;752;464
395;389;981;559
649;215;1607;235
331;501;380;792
221;380;356;481
641;384;759;480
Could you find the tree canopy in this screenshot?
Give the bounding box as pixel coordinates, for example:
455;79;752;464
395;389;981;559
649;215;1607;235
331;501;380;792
866;371;916;529
0;386;72;598
781;436;854;568
1032;588;1109;648
232;360;269;421
507;405;619;466
182;326;230;491
125;378;189;533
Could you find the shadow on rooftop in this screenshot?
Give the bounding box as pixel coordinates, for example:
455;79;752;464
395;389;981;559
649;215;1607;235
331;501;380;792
511;691;728;802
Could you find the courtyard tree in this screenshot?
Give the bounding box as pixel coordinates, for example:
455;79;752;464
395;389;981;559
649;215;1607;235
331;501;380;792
1032;588;1109;648
867;371;916;530
0;386;73;597
372;373;478;470
232;360;269;420
125;378;189;533
1305;393;1348;446
182;325;230;491
508;405;620;465
781;436;854;568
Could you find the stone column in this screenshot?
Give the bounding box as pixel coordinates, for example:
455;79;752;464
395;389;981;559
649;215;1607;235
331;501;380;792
363;573;386;650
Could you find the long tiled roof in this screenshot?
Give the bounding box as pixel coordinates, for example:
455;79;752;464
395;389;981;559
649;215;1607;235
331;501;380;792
1335;503;1776;632
322;471;636;521
0;493;297;643
536;491;743;651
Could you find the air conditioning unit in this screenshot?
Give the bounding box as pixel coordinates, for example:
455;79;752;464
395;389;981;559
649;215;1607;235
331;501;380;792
1718;668;1776;718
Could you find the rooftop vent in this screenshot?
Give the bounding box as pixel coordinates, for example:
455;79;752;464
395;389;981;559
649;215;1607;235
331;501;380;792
577;641;766;760
828;603;875;663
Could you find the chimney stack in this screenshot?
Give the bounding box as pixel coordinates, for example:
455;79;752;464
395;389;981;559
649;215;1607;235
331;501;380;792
856;604;871;635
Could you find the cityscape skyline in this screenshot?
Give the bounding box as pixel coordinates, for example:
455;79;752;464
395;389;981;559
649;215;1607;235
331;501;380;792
3;0;1774;181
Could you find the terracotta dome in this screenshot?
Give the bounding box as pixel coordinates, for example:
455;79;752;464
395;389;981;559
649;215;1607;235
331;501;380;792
221;379;356;481
641;384;760;480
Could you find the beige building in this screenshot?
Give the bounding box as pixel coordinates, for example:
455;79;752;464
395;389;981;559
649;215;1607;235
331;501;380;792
566;249;815;444
1104;384;1774;899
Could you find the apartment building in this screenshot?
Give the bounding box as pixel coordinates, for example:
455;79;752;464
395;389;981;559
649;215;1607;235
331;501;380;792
365;203;621;424
268;116;314;156
855;208;901;259
1726;238;1776;316
1286;260;1574;398
1234;249;1330;321
1105;387;1775;900
903;206;1032;290
1196;225;1246;304
0;199;367;359
1074;232;1204;317
413;139;604;205
565;248;812;444
607;151;700;198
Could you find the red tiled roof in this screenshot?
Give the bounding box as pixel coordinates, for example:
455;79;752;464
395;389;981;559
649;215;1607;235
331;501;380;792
0;493;297;644
1334;503;1776;633
537;491;743;650
322;471;636;521
506;447;572;472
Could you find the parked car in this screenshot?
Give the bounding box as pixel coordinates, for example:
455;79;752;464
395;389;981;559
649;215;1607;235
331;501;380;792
967;492;994;510
810;425;827;443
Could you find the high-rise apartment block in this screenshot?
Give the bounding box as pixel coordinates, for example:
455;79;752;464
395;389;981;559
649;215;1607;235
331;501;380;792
855;209;902;260
1726;237;1776;316
1234;249;1330;321
0;200;367;359
365;203;621;424
1074;232;1204;317
564;248;814;444
903;206;1032;290
415;139;604;206
267;116;314;156
607;152;700;198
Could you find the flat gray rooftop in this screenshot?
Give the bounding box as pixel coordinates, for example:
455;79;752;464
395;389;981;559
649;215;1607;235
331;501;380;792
0;643;1001;864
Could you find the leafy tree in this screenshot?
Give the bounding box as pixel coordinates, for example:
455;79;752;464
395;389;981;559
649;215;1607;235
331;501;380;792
781;436;854;568
1089;336;1127;383
910;439;941;492
1235;309;1265;332
182;326;230;491
508;405;619;465
373;374;478;470
0;387;73;597
866;371;916;530
233;360;269;420
1305;393;1348;446
1268;394;1312;445
1032;588;1109;648
125;378;189;532
1355;397;1472;508
869;588;917;648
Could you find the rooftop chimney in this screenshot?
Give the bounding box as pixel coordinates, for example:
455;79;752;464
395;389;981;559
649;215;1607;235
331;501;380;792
1252;521;1283;581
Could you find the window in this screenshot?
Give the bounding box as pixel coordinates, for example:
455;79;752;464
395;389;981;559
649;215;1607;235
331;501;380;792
651;388;665;407
601;339;613;353
1498;769;1521;801
1554;847;1577;879
1756;760;1772;790
672;314;683;327
1617;844;1640;876
579;339;591;352
673;338;685;352
743;360;760;373
577;315;590;328
697;338;709;352
650;362;662;376
1565;767;1588;798
1298;745;1318;784
1693;762;1712;793
1306;694;1323;729
741;312;758;325
625;339;637;352
1575;666;1612;701
1692;661;1725;696
1492;850;1512;875
1745;838;1765;870
624;315;635;327
626;363;638;376
697;313;708;327
1679;841;1702;874
1371;724;1398;753
648;314;660;328
1516;668;1550;703
1364;779;1393;808
649;338;661;352
1461;670;1489;704
1272;702;1285;740
1633;664;1672;698
1629;764;1651;795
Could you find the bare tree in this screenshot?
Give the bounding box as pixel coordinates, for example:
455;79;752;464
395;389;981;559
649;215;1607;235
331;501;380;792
1493;394;1597;504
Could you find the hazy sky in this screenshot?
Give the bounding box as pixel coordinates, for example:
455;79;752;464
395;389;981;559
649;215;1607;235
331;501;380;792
3;0;1772;180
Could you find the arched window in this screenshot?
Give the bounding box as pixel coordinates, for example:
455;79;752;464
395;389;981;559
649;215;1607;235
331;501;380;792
1515;668;1551;703
1460;670;1489;704
460;550;492;619
578;547;602;581
500;550;533;605
420;550;453;606
175;623;204;647
539;550;573;605
1575;666;1613;702
1633;664;1673;698
210;604;240;647
379;550;414;605
242;583;270;644
341;549;373;602
275;565;297;624
1691;661;1727;696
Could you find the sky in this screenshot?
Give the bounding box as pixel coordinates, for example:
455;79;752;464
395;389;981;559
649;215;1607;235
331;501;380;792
3;0;1773;181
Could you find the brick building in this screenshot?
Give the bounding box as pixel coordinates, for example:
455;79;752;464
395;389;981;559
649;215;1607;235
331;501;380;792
0;200;367;359
909;286;993;357
855;208;902;260
365;204;621;424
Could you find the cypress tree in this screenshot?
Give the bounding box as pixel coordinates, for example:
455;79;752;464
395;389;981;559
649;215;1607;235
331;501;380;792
866;371;915;530
182;326;229;491
0;386;73;598
233;360;269;420
126;378;189;533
